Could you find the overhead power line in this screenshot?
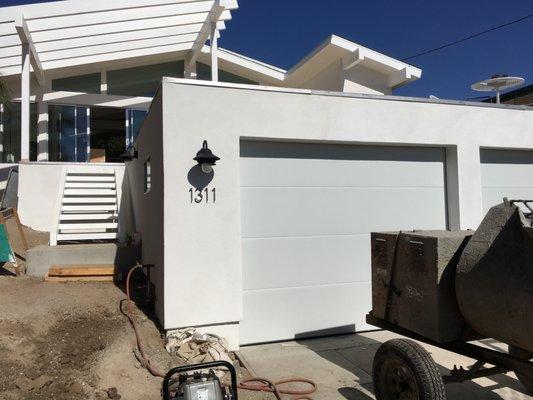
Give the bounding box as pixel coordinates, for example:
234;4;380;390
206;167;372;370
401;12;533;61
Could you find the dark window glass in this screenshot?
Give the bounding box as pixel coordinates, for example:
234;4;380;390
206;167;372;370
52;73;101;94
49;105;90;162
89;107;126;163
1;102;38;163
130;109;148;144
107;61;184;97
196;62;258;85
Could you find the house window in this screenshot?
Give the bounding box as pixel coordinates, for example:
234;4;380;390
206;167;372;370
107;61;184;97
0;102;38;163
126;109;148;147
144;158;151;193
52;73;101;94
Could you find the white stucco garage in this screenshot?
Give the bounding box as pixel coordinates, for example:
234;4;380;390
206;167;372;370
481;149;533;214
239;141;447;344
118;79;533;349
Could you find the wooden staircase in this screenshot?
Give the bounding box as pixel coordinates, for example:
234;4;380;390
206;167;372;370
52;168;119;245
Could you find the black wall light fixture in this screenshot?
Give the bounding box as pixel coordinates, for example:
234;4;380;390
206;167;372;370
194;140;220;174
121;145;138;162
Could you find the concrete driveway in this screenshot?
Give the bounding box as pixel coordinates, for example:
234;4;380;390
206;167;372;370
238;331;532;400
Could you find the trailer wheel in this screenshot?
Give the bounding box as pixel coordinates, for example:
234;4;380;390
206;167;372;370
373;339;445;400
509;345;533;393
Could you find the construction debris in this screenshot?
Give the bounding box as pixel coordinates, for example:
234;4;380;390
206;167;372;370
166;328;232;366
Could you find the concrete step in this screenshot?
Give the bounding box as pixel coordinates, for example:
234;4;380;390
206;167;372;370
27;243;141;278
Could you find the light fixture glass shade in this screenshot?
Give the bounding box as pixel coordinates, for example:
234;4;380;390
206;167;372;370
201;163;213;174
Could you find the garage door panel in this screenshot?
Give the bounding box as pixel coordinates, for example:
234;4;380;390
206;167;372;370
241;140;444;163
241;157;445;188
481;149;533;214
241;187;446;238
243;234;371;291
241;141;447;344
481;164;533;188
241;283;372;345
482;188;533;214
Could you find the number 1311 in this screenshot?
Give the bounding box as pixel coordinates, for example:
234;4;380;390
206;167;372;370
189;187;216;204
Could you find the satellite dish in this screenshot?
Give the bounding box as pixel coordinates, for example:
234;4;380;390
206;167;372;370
471;74;525;104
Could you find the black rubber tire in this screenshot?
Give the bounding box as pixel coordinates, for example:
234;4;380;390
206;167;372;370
509;345;533;394
373;339;446;400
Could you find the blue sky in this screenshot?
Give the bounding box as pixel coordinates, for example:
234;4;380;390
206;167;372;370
3;0;532;100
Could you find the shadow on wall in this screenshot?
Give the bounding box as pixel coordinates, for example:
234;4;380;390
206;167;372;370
119;163;138;243
0;164;18;205
187;164;213;190
297;333;530;400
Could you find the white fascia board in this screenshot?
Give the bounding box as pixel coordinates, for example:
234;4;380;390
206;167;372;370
0;34;20;48
330;35;422;78
31;12;231;43
39;34;200;62
14;14;45;85
0;46;21;58
200;47;286;81
0;65;21;77
35;23;222;53
342;49;363;71
0;21;15;36
0;56;22;69
387;67;422;88
287;34;422;86
185;1;227;72
42;42;193;70
1;0;223;21
26;1;217;32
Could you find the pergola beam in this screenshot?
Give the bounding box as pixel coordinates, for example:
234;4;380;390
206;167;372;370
35;22;224;53
42;42;193;70
39;34;201;63
388;67;412;88
15;14;45;85
27;1;217;32
30;11;232;43
185;0;225;77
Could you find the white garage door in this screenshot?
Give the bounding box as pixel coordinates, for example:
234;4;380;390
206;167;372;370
240;141;447;345
481;149;533;214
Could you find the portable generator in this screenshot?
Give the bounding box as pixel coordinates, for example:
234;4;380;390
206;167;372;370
163;361;238;400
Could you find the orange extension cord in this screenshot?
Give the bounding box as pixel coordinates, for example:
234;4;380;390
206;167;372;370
125;266;318;399
125;264;166;378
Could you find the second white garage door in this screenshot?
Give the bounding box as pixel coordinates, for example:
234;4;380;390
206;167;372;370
481;149;533;214
240;141;447;345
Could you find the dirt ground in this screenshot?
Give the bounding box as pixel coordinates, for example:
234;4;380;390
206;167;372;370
0;274;258;400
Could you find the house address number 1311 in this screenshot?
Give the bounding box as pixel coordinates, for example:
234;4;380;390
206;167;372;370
189;187;216;204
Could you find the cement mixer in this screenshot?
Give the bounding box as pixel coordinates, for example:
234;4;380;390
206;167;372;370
367;199;533;400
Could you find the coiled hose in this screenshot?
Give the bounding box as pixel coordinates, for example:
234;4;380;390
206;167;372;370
125;265;318;399
238;377;316;400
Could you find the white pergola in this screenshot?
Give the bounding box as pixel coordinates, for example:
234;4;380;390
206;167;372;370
0;0;238;160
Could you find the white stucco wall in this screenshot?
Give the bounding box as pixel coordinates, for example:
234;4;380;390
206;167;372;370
153;79;533;347
16;162;126;236
124;93;166;323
